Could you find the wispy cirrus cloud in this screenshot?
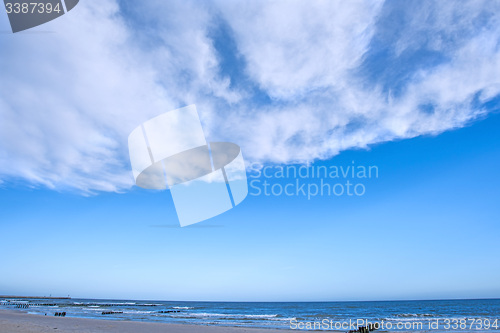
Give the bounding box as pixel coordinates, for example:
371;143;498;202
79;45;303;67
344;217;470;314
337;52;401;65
211;0;500;163
0;0;499;192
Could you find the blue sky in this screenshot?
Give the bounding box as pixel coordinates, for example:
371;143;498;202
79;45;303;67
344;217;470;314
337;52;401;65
1;0;500;301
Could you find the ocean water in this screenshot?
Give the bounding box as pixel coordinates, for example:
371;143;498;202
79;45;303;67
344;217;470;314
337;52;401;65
1;298;499;331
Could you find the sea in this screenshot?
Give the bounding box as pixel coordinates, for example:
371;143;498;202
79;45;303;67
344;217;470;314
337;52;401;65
1;298;499;332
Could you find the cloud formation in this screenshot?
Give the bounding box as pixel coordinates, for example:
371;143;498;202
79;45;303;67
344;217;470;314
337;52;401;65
0;0;499;192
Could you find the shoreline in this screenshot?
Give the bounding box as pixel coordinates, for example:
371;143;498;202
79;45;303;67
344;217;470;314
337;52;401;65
0;309;299;333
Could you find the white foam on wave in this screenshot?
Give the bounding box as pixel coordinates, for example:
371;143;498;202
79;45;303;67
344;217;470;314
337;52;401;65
96;302;137;306
386;316;473;322
122;310;155;314
245;314;279;318
395;313;435;318
168;312;292;321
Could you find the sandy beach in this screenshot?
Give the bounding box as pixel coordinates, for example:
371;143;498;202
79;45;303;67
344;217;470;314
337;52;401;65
0;310;297;333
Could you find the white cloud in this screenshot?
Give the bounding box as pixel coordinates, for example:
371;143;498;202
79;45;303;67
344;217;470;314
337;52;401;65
0;0;216;192
214;0;385;99
212;0;500;163
0;0;499;192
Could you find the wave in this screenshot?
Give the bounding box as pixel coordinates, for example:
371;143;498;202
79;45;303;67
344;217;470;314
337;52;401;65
386;316;474;322
94;302;137;306
395;313;435;318
172;306;193;309
165;312;294;322
245;314;278;318
67;302;162;307
121;310;155;314
180;312;278;318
